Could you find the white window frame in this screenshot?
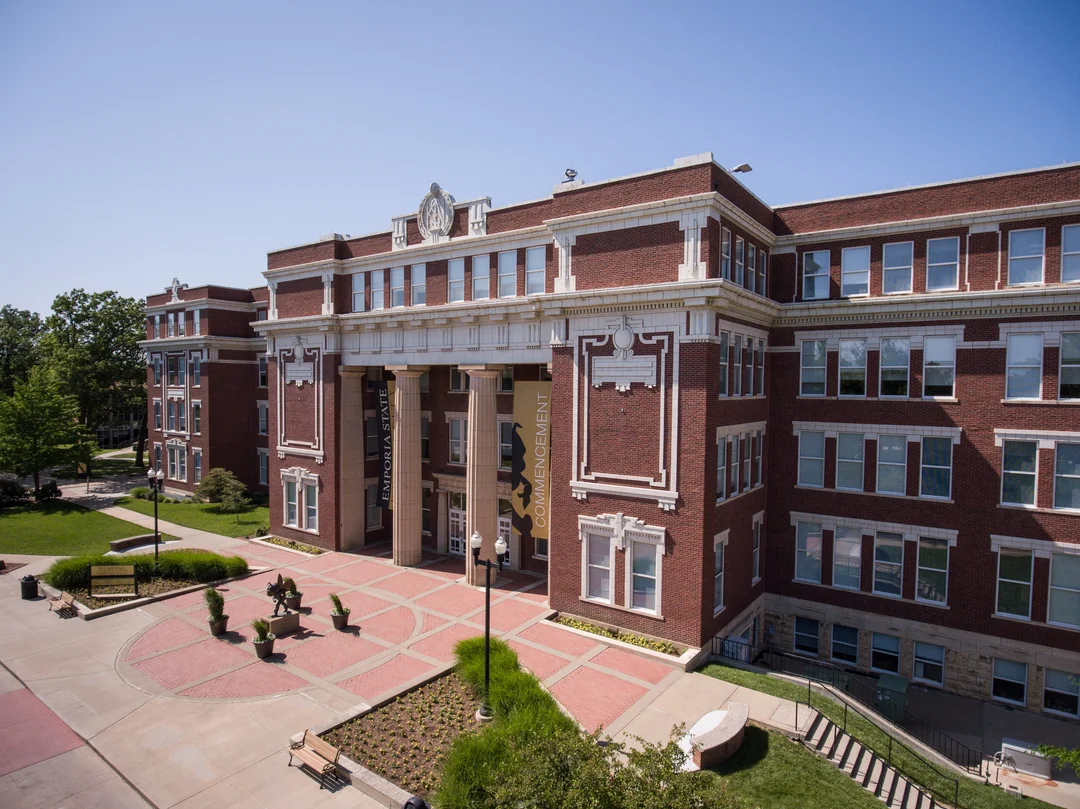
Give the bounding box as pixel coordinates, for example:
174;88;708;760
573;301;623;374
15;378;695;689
154;314;161;339
720;228;731;280
370;269;385;310
836;433;864;492
191;355;201;387
926;237;960;292
625;533;664;615
410;264;426;306
831;624;859;665
751;514;762;583
841;246;871;297
390;267;405;308
351;273;365;312
1001;439;1038;507
913;642;945;687
257;449;268;485
447;258;465;303
1055;441;1080;512
838;338;867;398
449;366;470;392
304;482;318;531
742;431;751;492
798;430;825;488
747;244;757;292
366;482;382;529
753;429;763;486
193;309;201;335
922;336;956;399
153;399;162;430
996;548;1033;620
751;340;760;395
718;332;729;397
1006;333;1043;400
756;339;765;394
1063;224;1080;283
192;448;202;484
716;437;727;500
872;532;904;597
1007;228;1046;286
735;237;745;286
1047;552;1080;630
1059;332;1080;400
795;521;823;584
992;658;1028;706
793;616;820;656
800;339;827;396
152;354;161;386
870;632;901;674
499;420;513;470
258;402;268;436
833;526;862;591
802;250;830;300
584;532;615;605
730;435;740;494
758;251;767;296
258;356;268;388
916;536;949;605
713;532;727;616
882;241;913;295
1043;668;1080;718
733;335;742;396
497;250;517;298
285;481;298;526
449;417;468;465
919;436;953;500
178;312;185;336
879;338;910;398
192;402;201;434
472;254;490;300
167;312;175;337
525;246;545;295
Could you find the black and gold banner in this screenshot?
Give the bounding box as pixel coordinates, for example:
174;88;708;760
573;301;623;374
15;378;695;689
511;381;552;540
375;380;392;507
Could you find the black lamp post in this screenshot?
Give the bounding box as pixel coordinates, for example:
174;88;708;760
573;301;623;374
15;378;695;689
146;467;165;561
471;530;507;722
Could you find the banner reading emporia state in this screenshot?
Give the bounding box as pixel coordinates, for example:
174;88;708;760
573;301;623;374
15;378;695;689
511;381;552;539
375;380;392;507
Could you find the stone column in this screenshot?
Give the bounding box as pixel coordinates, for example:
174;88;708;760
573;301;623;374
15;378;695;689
464;366;501;586
388;367;425;567
338;367;366;551
436;490;449;553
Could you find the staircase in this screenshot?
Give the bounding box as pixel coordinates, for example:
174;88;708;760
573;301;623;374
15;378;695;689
802;710;939;809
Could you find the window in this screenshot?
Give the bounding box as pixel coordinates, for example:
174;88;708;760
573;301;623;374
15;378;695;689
1048;552;1080;628
996;549;1033;618
472;254;490;300
166;446;176;478
370;269;385;310
258;403;268;435
800;339;827;396
917;537;949;605
366;483;382;529
499;421;513;470
285;482;297;526
926;237;960;291
1055;442;1080;510
833;527;862;590
191;356;201;386
756;339;765;394
803;250;830;299
420;372;430;393
1060;332;1080;399
718;332;728;396
795;521;823;583
500;367;514;392
631;541;659;612
177;356;187;386
1064;225;1080;283
193;450;202;484
733;336;742;396
258;356;267;387
735;237;745;285
390;267;405;308
155;445;161;470
752;519;761;581
586;534;612;602
743;342;752;395
1002;440;1037;506
421;417;430;461
720;229;731;280
882;242;913;294
841;246;870;297
798;431;825;488
750;340;760;395
753;430;763;486
167;356;178;386
525;246;545;295
168;312;175;337
730;435;740;494
873;532;903;596
193;310;201;335
923;336;955;398
192;403;201;434
178;448;186;480
351;273;365;312
921;437;952;499
832;625;859;664
794;617;819;655
747;244;757;292
447;258;465;302
167;401;176;431
450;366;470;392
257;308;267;321
449;418;467;464
497;250;516;298
178;313;185;336
154;314;161;339
153;400;162;430
422;490;432;534
1044;669;1080;717
1006;334;1043;399
839;339;867;396
365;417;378;457
758;251;767;296
178;404;186;432
716;439;727;500
1008;228;1045;286
152;355;161;386
410;264;426;306
871;633;900;673
258;450;268;485
992;659;1028;705
836;433;864;491
304;483;318;530
712;535;721;613
535;536;548;559
913;642;945;686
880;338;910;397
742;432;751;492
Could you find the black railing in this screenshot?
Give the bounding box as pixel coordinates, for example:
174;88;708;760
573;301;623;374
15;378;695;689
710;637;984;775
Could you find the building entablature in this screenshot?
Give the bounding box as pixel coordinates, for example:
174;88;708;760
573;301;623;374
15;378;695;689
145;297;262;316
139;335;266;355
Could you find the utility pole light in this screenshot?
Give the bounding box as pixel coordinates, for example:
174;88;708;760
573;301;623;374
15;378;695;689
471;530;508;721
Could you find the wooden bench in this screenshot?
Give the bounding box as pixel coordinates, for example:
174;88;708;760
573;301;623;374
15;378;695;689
288;730;340;789
49;591;77;617
89;564;138;599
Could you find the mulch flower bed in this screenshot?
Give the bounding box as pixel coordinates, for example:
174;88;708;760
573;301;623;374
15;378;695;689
0;562;27;576
321;673;479;798
67;578;200;609
254;536;324;555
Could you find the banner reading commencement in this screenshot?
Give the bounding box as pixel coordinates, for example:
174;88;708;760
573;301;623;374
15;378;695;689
510;381;552;540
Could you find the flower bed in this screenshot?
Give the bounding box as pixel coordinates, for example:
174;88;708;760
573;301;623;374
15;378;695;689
554;615;682;655
256;536;324;555
321;673;479;798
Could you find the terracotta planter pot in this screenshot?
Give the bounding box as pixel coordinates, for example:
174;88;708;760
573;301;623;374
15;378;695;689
208;617;229;637
284;594;302;610
331;612;349;630
253;636;276;659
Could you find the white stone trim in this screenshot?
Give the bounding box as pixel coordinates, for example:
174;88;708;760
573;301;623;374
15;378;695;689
276;338;324;463
678;211;706;281
988;534;1080;559
993;428;1080;449
794;421;962;444
716;421;768;442
579;512;666;617
281;467;319;533
787;510;958;544
999;319;1080;346
792;324;966;351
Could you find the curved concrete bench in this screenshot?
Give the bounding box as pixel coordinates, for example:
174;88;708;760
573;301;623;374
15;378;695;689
692;702;748;769
108;534;159;553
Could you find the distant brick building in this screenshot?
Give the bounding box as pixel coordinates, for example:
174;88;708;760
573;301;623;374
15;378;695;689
141;154;1080;720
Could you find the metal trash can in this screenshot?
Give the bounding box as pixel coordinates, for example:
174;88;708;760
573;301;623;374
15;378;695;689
21;575;39;600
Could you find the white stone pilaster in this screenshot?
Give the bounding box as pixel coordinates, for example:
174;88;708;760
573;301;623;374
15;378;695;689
389;367;425;567
464;366;501;586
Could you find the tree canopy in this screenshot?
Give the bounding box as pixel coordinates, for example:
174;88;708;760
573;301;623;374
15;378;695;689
0;304;45;396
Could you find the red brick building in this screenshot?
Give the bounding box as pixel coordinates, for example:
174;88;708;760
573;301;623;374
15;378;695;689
141;154;1080;719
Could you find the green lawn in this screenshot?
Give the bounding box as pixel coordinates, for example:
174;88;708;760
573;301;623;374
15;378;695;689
708;726;884;809
53;457;145;480
0;501;164;556
115;497;269;538
700;664;1057;809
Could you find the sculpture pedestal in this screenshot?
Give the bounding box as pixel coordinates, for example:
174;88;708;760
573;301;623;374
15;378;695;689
267;612;300;637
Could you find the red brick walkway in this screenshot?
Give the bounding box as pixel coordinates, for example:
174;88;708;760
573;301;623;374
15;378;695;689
0;689;84;777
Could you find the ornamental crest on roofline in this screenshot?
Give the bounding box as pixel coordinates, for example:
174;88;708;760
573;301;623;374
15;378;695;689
418;182;455;241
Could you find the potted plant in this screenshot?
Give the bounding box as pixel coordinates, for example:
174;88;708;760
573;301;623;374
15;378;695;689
204;587;228;636
283;577;303;610
329;593;350;630
252;618;275;659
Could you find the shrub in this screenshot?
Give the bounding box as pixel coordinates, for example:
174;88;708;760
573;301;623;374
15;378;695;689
251;618;273;643
329;593;348;615
128;486;151;500
34;480;61;502
195;468;245;504
42;549;248;592
203;587;226;622
282;576;300;596
254;525;269;537
0;479;30;507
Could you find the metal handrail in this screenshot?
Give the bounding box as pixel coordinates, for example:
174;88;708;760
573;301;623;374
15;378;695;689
711;637;984;775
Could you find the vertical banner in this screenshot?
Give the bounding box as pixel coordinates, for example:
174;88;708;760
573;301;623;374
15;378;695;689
511;381;553;540
375;380;392;507
387;380;395;512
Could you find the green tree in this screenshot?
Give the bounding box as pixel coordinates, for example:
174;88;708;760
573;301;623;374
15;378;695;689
0;367;89;495
0;305;45;396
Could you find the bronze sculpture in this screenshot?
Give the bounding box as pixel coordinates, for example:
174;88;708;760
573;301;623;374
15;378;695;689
266;574;291;617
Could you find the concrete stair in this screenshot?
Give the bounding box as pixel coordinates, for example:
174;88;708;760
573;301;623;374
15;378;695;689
802;710;938;809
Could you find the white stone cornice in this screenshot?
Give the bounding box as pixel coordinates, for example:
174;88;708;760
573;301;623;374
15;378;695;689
138;336;266;353
145;298;259;315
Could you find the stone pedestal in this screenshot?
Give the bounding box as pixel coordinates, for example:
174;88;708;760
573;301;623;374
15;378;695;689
268;612;300;637
388;367;425;567
463;366;501;586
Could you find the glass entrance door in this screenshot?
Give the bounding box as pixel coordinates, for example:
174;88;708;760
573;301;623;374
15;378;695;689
448;492;466;555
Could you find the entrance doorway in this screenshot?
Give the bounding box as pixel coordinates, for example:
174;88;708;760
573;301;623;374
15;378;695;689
448;492;466;555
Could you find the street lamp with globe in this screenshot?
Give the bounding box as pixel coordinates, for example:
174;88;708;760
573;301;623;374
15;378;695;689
470;530;507;721
146;467;165;561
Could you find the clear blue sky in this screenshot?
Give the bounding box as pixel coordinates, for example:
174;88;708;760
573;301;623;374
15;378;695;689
2;0;1078;315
